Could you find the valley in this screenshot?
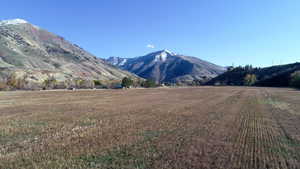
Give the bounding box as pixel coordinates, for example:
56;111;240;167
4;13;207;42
1;1;300;168
0;87;299;169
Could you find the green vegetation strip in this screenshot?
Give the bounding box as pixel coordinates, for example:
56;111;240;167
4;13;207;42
268;137;300;160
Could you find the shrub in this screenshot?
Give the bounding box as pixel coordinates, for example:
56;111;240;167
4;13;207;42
74;79;95;89
94;80;102;86
290;71;300;89
43;76;57;89
64;79;76;89
142;79;156;88
244;74;257;86
132;79;144;88
191;79;202;86
0;81;8;91
53;81;67;89
7;73;26;89
121;77;133;88
23;81;42;90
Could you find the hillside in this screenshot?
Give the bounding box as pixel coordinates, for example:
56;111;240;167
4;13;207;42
206;62;300;87
106;50;226;84
0;19;137;88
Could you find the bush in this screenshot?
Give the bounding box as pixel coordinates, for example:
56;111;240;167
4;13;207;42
290;71;300;89
53;81;67;89
142;79;156;88
244;74;257;86
0;81;8;91
121;77;133;88
7;73;26;89
23;81;42;90
132;79;144;88
74;79;95;89
64;79;76;89
94;80;102;86
43;76;57;89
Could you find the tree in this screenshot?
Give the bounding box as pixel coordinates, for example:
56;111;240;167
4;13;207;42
290;71;300;89
121;77;133;88
245;65;253;71
227;66;234;71
0;81;8;91
244;74;257;86
73;79;95;89
7;73;26;89
43;76;57;89
142;79;156;88
94;80;102;86
132;79;144;88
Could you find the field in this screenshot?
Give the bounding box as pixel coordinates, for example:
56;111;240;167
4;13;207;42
0;87;300;169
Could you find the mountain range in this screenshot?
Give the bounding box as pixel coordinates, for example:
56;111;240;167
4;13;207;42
106;50;226;84
1;18;298;89
0;19;137;85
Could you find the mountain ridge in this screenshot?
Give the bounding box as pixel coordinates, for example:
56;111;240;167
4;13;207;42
0;19;138;88
106;50;226;84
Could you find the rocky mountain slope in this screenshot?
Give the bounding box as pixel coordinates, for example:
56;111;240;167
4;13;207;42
0;19;137;85
106;50;226;83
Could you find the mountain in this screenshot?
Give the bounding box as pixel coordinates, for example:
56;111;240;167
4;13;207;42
205;63;300;87
106;56;128;67
0;19;137;85
106;50;226;84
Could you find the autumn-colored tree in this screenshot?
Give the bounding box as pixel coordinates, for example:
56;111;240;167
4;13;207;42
244;74;257;86
7;73;26;89
43;76;57;89
0;81;8;91
290;71;300;89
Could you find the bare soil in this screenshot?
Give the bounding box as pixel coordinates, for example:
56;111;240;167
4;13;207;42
0;87;299;169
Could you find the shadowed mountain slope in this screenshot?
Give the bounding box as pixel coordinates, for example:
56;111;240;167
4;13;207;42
206;62;300;87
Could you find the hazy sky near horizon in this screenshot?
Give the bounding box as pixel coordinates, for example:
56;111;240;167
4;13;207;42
2;0;300;67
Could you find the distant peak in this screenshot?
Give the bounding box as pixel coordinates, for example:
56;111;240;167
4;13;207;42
0;19;28;26
162;49;171;52
159;49;176;56
152;49;176;62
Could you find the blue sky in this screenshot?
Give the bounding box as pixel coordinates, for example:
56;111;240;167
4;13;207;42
1;0;300;67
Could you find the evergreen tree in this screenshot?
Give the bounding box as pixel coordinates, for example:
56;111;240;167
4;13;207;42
121;77;133;88
143;79;156;88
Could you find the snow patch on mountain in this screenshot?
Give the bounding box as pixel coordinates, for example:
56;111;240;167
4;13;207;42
154;49;176;62
119;59;127;66
163;49;176;56
154;51;168;62
106;56;128;66
0;19;28;26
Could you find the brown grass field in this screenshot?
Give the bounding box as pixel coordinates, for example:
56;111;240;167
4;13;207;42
0;87;300;169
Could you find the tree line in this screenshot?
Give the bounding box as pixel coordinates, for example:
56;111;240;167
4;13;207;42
230;65;300;88
0;73;160;91
1;66;299;91
121;77;157;88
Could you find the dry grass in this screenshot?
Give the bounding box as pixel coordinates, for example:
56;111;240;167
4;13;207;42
0;87;299;169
